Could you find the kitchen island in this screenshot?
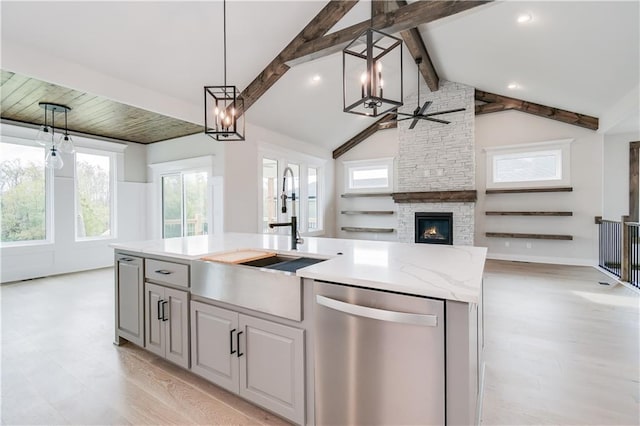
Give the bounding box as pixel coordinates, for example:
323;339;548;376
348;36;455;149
112;233;486;425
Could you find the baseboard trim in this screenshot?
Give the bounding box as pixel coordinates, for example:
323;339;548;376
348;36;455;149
487;253;596;267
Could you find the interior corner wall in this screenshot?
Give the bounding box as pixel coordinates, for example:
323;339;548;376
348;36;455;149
223;122;335;234
475;110;604;266
335;128;399;241
0;124;148;283
603;131;639;220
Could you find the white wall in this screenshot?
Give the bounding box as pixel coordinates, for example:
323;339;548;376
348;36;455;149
603;131;639;220
335;128;399;240
146;123;334;236
475;110;604;266
0;124;148;283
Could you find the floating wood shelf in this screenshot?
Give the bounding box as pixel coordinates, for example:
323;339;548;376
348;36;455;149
341;227;395;233
341;192;393;198
341;210;394;215
392;190;477;203
485;187;573;194
485;211;573;216
486;232;573;240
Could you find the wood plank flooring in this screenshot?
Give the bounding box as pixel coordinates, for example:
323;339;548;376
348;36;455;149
1;261;638;425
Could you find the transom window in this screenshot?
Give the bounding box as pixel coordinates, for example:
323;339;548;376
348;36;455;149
485;139;572;189
344;157;394;192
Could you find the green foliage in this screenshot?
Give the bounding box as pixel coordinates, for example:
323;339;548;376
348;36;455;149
0;158;46;242
76;159;110;238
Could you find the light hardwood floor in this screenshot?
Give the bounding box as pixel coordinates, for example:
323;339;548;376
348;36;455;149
1;261;638;425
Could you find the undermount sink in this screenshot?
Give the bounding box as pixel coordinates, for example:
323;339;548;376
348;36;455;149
240;255;326;272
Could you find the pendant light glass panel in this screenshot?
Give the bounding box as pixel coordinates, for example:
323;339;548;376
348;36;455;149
45;147;64;170
204;85;245;141
58;134;76;154
343;28;403;117
35;125;52;147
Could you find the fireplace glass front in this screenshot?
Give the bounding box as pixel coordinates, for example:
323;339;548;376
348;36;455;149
415;212;453;245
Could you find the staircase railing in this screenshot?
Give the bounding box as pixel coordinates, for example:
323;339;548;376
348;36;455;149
598;219;622;277
627;222;639;289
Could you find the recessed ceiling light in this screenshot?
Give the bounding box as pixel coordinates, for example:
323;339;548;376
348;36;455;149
508;83;519;90
311;74;321;83
517;13;532;24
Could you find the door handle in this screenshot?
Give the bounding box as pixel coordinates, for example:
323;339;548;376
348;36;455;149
230;328;236;355
237;331;244;358
161;300;169;321
157;299;163;320
316;295;438;327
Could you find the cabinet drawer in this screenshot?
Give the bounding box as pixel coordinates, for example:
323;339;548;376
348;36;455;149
145;259;189;288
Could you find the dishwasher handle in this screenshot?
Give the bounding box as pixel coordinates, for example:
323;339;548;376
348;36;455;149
316;295;438;327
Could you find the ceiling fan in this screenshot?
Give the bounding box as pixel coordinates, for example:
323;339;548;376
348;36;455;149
395;58;466;129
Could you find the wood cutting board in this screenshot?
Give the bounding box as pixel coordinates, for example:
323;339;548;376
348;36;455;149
201;249;276;264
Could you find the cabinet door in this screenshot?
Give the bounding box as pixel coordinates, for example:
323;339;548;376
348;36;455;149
144;282;165;358
190;302;239;394
164;287;189;369
116;255;144;346
239;315;305;425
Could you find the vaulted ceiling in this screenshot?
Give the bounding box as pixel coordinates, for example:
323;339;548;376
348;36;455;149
1;1;638;149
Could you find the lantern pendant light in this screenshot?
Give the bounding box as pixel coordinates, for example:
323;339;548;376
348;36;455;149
204;0;245;141
343;6;403;117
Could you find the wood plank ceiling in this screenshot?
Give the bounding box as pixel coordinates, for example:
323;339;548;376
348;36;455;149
0;70;203;144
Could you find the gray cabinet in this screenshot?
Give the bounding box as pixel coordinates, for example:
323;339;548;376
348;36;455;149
190;301;305;425
115;254;144;346
145;282;189;369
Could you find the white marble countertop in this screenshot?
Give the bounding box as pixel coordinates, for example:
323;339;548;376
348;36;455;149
111;233;486;303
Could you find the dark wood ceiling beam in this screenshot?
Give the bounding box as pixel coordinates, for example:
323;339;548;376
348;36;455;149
286;1;491;66
395;0;439;92
475;89;599;130
333;113;396;159
236;0;358;116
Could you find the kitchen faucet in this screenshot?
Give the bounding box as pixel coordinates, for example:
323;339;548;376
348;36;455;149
269;166;303;250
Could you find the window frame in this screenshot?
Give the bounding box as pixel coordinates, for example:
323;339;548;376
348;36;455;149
149;156;215;239
74;146;117;241
0;136;54;247
343;157;394;193
484;139;573;189
258;146;325;236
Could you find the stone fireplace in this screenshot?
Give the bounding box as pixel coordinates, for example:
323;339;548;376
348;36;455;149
415;212;453;245
396;80;476;245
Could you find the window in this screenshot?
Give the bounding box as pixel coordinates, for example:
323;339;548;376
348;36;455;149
0;141;50;245
259;150;324;235
308;167;318;230
262;158;278;232
75;150;115;239
485;139;572;189
344;157;394;192
162;171;208;238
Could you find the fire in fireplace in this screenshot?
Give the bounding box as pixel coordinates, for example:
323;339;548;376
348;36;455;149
415;212;453;245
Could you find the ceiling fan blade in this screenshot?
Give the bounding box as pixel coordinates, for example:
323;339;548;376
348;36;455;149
417;101;432;115
396;112;416;117
409;118;420;130
396;116;418;122
423;107;466;117
424;117;451;124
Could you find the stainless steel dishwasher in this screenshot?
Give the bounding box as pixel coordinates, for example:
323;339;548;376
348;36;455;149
314;281;445;425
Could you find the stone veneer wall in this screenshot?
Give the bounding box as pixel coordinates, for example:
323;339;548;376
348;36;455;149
397;80;476;245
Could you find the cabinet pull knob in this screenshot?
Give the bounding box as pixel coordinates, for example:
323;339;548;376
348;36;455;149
157;299;163;320
161;300;169;321
230;328;236;355
237;331;244;358
155;269;172;275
